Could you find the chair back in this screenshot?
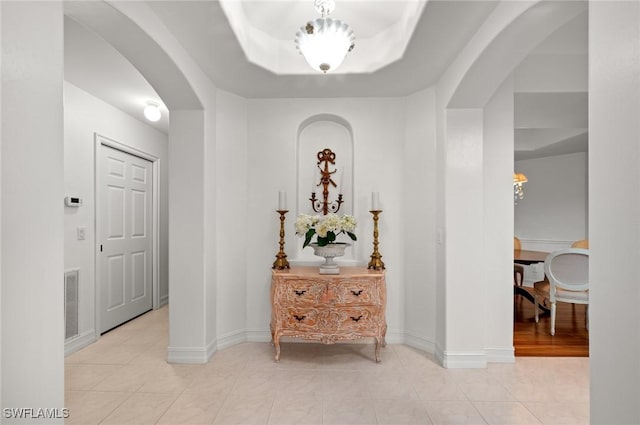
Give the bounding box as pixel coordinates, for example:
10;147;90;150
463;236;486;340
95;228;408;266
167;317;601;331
571;239;589;249
544;248;589;299
514;237;521;251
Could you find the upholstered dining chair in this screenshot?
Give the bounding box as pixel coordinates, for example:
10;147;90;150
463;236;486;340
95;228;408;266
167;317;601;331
571;239;589;249
514;237;524;286
534;248;589;336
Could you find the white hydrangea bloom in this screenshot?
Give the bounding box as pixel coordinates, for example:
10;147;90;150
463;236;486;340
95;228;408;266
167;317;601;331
341;214;357;232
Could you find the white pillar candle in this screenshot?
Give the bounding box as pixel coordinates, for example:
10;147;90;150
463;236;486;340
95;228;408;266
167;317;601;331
371;192;380;210
337;168;343;193
278;191;287;210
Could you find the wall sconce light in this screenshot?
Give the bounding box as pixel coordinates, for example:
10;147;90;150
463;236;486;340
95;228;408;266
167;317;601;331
514;172;528;203
143;101;161;122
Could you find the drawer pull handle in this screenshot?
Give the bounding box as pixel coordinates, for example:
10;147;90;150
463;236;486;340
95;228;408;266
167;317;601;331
294;290;306;296
351;290;363;296
350;315;363;322
294;315;306;322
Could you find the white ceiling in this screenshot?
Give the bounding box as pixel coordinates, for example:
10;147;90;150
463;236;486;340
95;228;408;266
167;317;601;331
63;0;588;160
219;0;426;74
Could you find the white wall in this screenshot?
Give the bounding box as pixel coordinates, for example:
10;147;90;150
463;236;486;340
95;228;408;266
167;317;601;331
589;1;640;423
515;152;587;251
483;77;515;362
1;2;65;421
442;108;486;367
63;82;169;353
403;88;438;351
215;89;248;347
245;98;406;341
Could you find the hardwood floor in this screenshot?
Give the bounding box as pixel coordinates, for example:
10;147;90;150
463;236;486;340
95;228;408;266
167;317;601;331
514;290;589;357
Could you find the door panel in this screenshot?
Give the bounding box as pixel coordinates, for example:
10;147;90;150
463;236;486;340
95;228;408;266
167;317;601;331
99;145;153;333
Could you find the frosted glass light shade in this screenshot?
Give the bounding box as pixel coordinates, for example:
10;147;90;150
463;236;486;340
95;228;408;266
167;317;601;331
144;102;161;122
295;17;355;73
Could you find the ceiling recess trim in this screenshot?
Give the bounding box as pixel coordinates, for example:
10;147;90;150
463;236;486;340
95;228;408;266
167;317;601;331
219;0;426;75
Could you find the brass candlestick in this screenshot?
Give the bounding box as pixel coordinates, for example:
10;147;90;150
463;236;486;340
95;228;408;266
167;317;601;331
272;210;290;270
367;210;385;270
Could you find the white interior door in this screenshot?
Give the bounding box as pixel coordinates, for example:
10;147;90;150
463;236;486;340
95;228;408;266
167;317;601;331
99;144;153;333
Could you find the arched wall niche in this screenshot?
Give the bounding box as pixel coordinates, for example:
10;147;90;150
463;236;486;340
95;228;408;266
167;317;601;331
295;114;355;263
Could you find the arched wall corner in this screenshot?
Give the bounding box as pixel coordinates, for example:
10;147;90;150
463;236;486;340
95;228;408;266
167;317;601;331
64;1;221;363
433;0;587;367
445;0;587;109
293;114;356;263
64;0;204;111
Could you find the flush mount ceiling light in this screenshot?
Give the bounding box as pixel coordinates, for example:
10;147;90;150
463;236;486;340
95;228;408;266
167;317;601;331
295;0;355;73
143;101;161;122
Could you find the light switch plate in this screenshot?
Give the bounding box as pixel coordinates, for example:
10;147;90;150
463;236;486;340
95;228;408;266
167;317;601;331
77;226;86;241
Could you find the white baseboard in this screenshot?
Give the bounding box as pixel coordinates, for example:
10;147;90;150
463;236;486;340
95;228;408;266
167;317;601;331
385;329;405;345
440;350;487;369
216;330;247;350
245;329;272;342
64;329;97;356
403;331;436;354
196;329;506;369
485;347;515;363
434;342;445;367
167;339;216;364
159;294;169;307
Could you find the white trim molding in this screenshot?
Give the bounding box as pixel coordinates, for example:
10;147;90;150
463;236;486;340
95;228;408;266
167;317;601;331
167;340;216;364
440;350;487;369
216;330;247;351
403;331;436;354
245;329;272;343
485;347;515;363
64;329;96;356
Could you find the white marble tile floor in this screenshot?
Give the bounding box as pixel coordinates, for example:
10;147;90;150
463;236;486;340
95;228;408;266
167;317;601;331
65;306;589;424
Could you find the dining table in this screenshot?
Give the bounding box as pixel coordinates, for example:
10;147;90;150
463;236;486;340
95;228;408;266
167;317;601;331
514;249;550;313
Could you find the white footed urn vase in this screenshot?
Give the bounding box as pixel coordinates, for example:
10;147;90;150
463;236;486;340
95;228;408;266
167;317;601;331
309;242;350;274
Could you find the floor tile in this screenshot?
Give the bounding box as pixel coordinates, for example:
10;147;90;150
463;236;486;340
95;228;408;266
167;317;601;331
323;397;377;425
64;363;121;391
100;392;178;425
424;400;487;425
156;391;225;425
523;401;589;425
63;306;590;425
64;390;130;425
472;401;542;425
267;396;323;425
374;398;433;424
413;374;468;401
212;394;274;425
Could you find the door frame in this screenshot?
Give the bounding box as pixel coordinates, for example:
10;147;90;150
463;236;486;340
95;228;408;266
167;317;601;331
94;133;161;338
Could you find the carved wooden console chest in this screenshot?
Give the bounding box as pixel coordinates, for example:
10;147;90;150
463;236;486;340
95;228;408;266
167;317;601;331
270;266;387;362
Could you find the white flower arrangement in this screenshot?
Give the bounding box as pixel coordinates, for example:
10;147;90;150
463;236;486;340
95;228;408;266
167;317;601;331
295;213;357;248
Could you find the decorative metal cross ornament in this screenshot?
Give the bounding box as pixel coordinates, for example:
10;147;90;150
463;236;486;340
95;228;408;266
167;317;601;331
310;148;343;215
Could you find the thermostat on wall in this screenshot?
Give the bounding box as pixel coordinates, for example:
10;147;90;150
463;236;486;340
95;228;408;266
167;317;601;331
64;196;83;207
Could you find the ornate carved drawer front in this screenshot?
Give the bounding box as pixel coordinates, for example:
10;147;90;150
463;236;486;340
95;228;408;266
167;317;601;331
334;307;379;332
271;267;387;363
280;280;322;305
334;280;379;305
282;308;320;331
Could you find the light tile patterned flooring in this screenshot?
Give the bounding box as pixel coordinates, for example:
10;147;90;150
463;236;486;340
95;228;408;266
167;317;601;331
65;306;589;424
